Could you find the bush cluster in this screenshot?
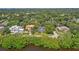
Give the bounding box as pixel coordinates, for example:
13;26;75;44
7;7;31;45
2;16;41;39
0;33;79;50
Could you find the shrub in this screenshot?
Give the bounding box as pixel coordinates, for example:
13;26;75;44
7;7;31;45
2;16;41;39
40;37;60;49
12;35;28;49
71;38;79;48
29;35;60;49
71;34;79;48
2;34;29;49
2;32;79;50
59;32;73;48
2;34;14;49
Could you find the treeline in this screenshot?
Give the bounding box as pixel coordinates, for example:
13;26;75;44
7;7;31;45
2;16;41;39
0;8;79;13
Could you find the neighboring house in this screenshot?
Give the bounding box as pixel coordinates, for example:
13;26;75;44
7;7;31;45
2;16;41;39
72;17;79;23
14;13;19;16
38;26;45;33
49;26;70;39
25;25;35;35
72;17;77;22
0;20;7;32
0;24;5;31
56;26;70;32
2;21;8;26
76;18;79;23
0;20;8;26
9;25;24;34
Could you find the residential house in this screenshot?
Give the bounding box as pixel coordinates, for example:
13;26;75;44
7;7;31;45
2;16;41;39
14;13;19;16
56;26;70;32
0;20;8;32
38;26;45;33
0;24;5;31
76;18;79;23
72;17;79;23
25;25;35;35
9;25;24;34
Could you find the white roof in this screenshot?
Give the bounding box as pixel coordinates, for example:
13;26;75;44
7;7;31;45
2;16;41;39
57;26;69;31
9;25;24;33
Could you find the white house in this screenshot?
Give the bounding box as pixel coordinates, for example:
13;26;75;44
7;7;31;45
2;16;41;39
76;18;79;23
56;26;70;32
9;25;24;34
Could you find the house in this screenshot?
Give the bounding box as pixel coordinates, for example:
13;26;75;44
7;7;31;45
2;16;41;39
56;26;70;32
48;26;70;39
76;18;79;23
14;13;19;16
38;26;45;33
25;25;35;35
0;20;8;32
9;25;24;34
0;24;5;31
72;17;79;23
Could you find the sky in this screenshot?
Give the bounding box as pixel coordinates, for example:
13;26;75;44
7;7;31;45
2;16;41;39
0;0;78;8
